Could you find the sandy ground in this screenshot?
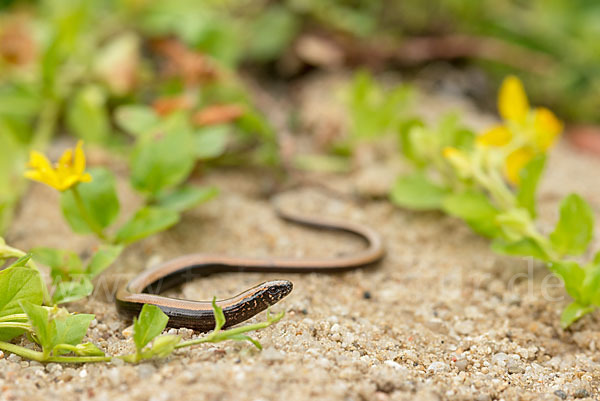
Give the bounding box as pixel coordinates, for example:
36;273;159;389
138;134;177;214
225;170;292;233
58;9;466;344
2;73;600;401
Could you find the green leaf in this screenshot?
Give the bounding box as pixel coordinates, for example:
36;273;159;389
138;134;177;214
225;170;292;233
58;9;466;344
228;334;262;350
549;260;586;301
549;193;594;256
54;342;105;356
156;186;218;213
71;342;105;356
115;105;160;137
212;297;225;332
236;109;276;142
442;190;501;238
398;118;425;165
0;263;45;341
52;312;95;351
60;168;120;234
21;302;95;356
86;245;124;278
245;6;299;61
438;113;475;150
491;238;550;261
194;125;229;160
133;304;169;352
560;302;596;329
10;254;31;268
20;301;53;351
0;83;41;119
582;268;600;307
390;172;448;210
149;334;180;358
31;247;83;281
52;277;94;304
66;85;110;143
580;252;600;306
131;129;195;195
516;155;546;217
347;71;413;139
114;207;180;245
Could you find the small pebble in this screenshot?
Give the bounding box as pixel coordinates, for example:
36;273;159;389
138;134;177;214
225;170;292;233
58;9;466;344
553;390;567;400
383;360;402;370
427;362;448;373
122;325;134;338
46;363;62;374
454;321;474;335
492;353;508;366
108;321;121;331
507;359;524;374
573;388;590;399
7;353;21;363
455;359;469;371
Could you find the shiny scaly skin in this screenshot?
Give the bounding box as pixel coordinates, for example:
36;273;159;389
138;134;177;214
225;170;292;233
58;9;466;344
115;205;385;332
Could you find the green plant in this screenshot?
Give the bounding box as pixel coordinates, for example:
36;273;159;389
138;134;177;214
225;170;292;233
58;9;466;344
391;76;599;328
294;71;415;173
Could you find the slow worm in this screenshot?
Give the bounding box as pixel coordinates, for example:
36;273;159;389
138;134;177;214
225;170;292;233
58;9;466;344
116;201;384;331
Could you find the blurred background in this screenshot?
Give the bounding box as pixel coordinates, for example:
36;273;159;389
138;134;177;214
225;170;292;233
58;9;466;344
0;0;598;231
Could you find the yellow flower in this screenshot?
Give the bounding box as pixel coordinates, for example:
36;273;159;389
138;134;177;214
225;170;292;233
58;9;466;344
498;75;529;124
505;147;534;185
24;141;92;191
477;76;563;186
477;125;512;147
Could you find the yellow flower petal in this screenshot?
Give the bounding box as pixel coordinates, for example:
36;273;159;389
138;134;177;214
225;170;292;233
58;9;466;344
59;175;79;191
28;151;52;170
477;125;513;147
58;148;73;167
498;76;529;124
74;140;86;175
505;147;534;185
24;168;60;189
80;172;92;182
23;170;45;182
533;107;563;151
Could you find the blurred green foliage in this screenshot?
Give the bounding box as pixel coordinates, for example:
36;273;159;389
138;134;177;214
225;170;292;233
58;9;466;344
1;0;599;234
0;0;281;232
423;0;600;123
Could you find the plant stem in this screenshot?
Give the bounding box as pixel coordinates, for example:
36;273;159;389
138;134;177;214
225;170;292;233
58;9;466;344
0;322;32;331
0;341;45;362
0;341;112;363
70;186;107;241
47;355;112;363
0;314;27;323
175;312;284;349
